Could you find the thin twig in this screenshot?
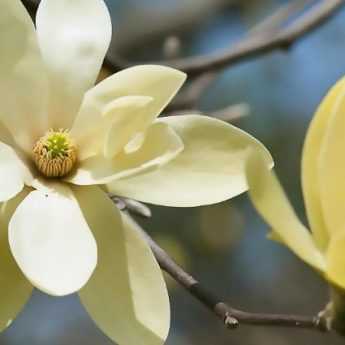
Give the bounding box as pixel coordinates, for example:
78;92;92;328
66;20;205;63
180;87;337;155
105;0;344;76
121;198;152;218
130;216;327;332
210;103;250;122
249;0;313;35
166;103;250;122
109;195;152;218
167;72;218;111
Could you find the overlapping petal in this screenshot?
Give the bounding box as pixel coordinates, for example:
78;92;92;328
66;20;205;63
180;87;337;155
75;186;170;345
71;96;154;160
0;188;33;331
326;231;345;290
66;122;183;185
246;152;326;271
318;83;345;237
36;0;112;129
0;142;33;202
71;65;186;140
302;77;345;250
8;182;97;296
108;115;273;207
0;0;48;153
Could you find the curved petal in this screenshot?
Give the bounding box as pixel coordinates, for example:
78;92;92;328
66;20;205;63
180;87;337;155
71;96;154;161
0;0;48;153
108;115;273;207
318;83;345;237
75;186;170;345
8;183;97;296
0;142;33;202
0;188;33;331
246;152;326;271
326;231;345;290
72;65;186;135
66;122;183;185
36;0;112;129
302;77;345;250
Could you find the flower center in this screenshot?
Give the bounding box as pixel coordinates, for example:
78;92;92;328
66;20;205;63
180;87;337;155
33;129;77;177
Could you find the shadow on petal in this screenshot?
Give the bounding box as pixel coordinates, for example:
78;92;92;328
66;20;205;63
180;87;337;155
75;186;169;345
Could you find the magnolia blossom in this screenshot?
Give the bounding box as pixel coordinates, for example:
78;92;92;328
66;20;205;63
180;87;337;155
0;0;272;343
246;76;345;292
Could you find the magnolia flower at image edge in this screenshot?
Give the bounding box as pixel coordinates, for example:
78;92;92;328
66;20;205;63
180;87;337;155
0;0;272;344
246;76;345;309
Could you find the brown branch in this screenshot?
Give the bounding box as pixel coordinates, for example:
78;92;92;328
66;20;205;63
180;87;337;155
248;0;313;35
130;215;328;332
166;103;250;122
167;72;218;112
111;195;152;218
22;0;344;78
105;0;344;76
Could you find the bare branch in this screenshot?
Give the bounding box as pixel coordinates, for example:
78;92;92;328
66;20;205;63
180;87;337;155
110;195;152;218
130;215;328;332
167;72;218;111
210;103;250;122
166;103;250;122
249;0;313;34
121;198;152;218
105;0;344;76
22;0;344;78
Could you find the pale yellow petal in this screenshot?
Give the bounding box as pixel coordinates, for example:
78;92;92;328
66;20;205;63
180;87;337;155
0;188;33;331
0;142;32;202
326;231;345;290
8;183;97;296
72;65;186;136
66;122;183;185
36;0;112;129
108;115;273;207
246;152;325;271
103;96;157;159
75;186;170;345
318;82;345;236
302;77;345;250
0;0;48;153
71;96;154;160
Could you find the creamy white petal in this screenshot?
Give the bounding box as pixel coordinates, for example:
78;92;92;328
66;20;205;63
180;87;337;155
0;142;33;202
0;0;48;153
108;115;273;207
246;152;326;271
75;186;170;345
0;188;33;331
318;83;345;236
302;77;345;250
66;122;183;185
72;65;186;137
8;183;97;296
71;96;154;161
36;0;112;129
103;97;154;159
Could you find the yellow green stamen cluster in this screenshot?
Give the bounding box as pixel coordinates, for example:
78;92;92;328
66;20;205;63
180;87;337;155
33;129;77;177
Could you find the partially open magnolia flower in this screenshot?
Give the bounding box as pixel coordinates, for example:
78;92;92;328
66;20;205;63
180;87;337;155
0;0;273;343
246;76;345;296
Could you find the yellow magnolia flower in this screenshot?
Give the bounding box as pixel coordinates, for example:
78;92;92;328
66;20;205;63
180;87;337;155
246;76;345;294
0;0;272;343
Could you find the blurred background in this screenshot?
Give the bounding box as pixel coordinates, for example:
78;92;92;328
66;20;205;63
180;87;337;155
4;0;345;344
